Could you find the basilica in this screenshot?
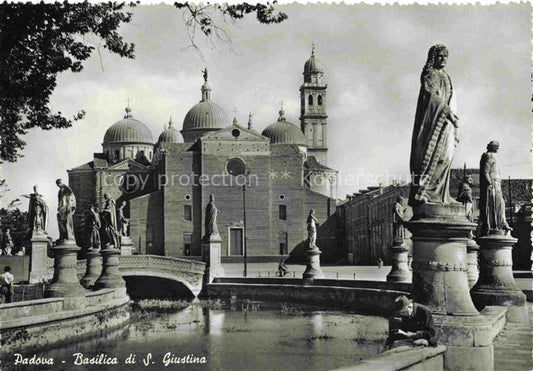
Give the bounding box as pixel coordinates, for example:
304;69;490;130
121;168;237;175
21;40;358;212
68;48;340;261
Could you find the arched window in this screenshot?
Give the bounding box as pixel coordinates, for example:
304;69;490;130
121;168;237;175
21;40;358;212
308;95;313;106
317;95;323;106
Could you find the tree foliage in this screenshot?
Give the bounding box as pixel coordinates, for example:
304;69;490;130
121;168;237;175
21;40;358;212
0;1;137;162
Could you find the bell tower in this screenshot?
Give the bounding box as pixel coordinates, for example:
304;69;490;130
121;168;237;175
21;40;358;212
300;45;328;165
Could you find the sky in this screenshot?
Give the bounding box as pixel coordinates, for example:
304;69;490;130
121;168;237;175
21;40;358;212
3;2;531;239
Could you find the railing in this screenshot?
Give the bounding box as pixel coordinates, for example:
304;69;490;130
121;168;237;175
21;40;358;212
119;255;206;275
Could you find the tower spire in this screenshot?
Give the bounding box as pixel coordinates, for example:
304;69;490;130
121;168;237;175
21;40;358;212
278;100;286;122
200;69;211;101
247;112;253;130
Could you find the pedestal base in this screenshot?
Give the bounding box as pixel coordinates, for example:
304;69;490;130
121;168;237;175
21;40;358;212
471;234;527;322
44;239;87;300
202;237;225;284
386;243;412;283
28;232;50;284
80;249;102;288
120;236;133;256
407;203;478;315
433;306;507;371
466;237;480;289
302;247;324;283
94;248;126;290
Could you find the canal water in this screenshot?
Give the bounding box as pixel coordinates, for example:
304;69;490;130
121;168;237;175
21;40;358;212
8;301;389;371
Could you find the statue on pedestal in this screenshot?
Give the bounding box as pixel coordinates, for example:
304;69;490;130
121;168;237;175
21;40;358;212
409;44;459;207
393;197;407;243
479;141;512;235
457;175;474;222
101;194;120;249
307;209;318;249
56;179;76;242
118;201;129;237
204;194;219;240
22;185;48;238
89;205;101;250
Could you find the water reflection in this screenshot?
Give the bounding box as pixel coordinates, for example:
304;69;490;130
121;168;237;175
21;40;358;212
4;301;388;371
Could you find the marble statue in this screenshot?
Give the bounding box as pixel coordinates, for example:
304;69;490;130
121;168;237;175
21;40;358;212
101;194;120;248
393;197;407;242
457;175;474;222
118;201;129;236
56;179;76;241
479;141;512;235
22;185;48;237
89;205;101;250
409;44;460;207
204;194;219;239
307;209;318;249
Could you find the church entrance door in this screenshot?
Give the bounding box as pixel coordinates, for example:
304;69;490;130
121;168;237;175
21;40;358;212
229;228;243;255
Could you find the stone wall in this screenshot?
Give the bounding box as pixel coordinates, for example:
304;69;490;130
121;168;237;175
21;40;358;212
0;289;130;358
0;255;29;282
206;278;410;315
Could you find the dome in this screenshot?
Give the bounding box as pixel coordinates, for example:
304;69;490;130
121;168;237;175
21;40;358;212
181;71;229;142
262;107;307;146
157;117;181;144
304;46;323;74
182;101;228;132
103;107;154;144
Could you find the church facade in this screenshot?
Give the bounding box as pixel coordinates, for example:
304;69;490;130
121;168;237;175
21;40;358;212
68;49;340;261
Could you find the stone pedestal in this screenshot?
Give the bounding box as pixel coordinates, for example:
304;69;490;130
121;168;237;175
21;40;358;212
471;233;527;322
80;249;102;288
302;247;324;283
202;234;225;284
94;247;126;290
28;232;50;283
120;236;133;256
44;239;87;300
386;241;412;283
466;237;480;289
407;203;478;316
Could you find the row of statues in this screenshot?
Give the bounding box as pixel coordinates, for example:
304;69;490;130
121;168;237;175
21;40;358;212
409;44;512;236
23;179;128;249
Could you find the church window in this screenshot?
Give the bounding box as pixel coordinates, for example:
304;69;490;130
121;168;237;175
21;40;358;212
184;205;192;221
184;194;191;200
308;95;313;106
279;232;288;255
279;205;287;220
114;150;120;160
318;95;323;105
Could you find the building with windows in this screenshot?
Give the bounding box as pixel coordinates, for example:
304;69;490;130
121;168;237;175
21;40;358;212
68;48;340;262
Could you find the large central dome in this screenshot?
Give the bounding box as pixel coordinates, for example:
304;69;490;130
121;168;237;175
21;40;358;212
181;73;229;142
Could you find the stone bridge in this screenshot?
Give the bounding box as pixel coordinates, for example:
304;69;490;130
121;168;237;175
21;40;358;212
47;255;206;297
118;255;206;297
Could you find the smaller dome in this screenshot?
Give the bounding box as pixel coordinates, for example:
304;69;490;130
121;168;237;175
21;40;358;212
304;45;323;74
262;106;307;146
157;117;180;144
103;107;154;144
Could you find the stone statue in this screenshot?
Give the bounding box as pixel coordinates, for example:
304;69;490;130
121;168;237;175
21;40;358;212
409;44;460;207
22;185;48;237
2;228;14;256
118;201;129;236
204;194;219;240
457;175;474;222
89;205;101;250
307;209;318;249
202;68;208;82
101;193;120;248
393;197;407;243
56;179;76;241
479;141;512;235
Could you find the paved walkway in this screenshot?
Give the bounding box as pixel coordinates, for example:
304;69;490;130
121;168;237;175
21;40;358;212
493;305;533;371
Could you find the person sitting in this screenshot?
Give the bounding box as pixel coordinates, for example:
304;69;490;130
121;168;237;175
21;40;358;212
0;266;15;304
385;295;436;349
277;259;289;277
